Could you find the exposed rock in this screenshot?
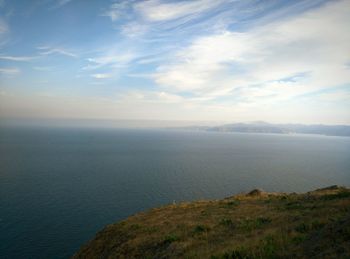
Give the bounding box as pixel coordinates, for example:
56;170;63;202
247;188;265;196
315;185;340;191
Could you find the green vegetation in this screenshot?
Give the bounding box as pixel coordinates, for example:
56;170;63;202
73;186;350;258
193;225;208;234
163;234;180;244
219;218;234;227
321;190;350;200
238;217;272;231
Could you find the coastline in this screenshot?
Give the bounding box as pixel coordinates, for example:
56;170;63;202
73;185;350;258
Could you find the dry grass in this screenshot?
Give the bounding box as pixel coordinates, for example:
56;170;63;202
73;186;350;259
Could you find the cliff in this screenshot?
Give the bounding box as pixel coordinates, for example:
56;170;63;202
73;186;350;258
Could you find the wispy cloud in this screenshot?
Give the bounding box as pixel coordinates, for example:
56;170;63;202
152;0;350;105
102;0;132;21
50;0;74;9
320;91;350;102
57;0;72;6
0;67;20;75
33;66;54;71
1;0;349;124
118;90;185;104
84;51;137;70
105;0;231;39
91;73;112;79
134;0;227;22
37;46;78;58
0;55;36;61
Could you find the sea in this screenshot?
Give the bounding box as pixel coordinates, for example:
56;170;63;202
0;126;349;258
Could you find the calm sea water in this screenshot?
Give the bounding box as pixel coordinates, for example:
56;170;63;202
0;126;349;258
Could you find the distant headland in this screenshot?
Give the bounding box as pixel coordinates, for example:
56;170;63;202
173;121;350;137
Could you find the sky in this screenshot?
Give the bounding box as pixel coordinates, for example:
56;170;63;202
0;0;349;126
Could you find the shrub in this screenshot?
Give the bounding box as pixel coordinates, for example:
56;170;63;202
226;200;240;207
239;217;271;231
295;220;325;234
257;217;272;225
322;191;350;200
220;218;234;227
193;225;207;234
260;235;278;258
284;201;305;210
292;235;307;244
211;246;252;259
311;220;325;230
295;223;309;233
163;234;179;244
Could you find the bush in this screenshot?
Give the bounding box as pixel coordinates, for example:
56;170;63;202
284;201;305;210
211;246;252;259
292;235;307;244
220;218;234;227
322;191;350;200
260;235;278;258
239;217;271;231
193;225;207;234
226;200;240;207
295;223;309;233
295;221;325;233
163;234;179;244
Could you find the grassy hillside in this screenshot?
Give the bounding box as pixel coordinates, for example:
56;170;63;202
73;186;350;258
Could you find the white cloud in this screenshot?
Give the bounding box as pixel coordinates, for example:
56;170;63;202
312;89;350;103
37;46;77;58
104;0;226;23
152;0;350;105
84;51;137;71
102;0;133;21
134;0;227;22
91;73;112;79
120;22;148;38
50;0;73;9
119;90;185;104
0;55;36;61
0;67;20;75
106;0;233;40
3;88;348;124
57;0;72;6
1;0;349;125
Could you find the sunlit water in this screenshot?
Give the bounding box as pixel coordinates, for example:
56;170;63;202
1;126;349;258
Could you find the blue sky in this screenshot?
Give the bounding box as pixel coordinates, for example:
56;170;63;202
0;0;349;125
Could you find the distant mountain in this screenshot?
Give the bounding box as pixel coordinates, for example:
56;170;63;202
176;122;350;137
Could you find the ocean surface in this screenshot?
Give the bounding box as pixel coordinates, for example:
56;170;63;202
1;126;349;259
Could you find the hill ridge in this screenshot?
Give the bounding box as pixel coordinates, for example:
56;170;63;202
73;185;350;258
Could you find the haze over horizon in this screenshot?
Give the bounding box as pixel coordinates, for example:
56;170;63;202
1;0;350;126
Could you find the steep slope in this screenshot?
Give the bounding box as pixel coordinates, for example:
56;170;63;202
73;186;350;258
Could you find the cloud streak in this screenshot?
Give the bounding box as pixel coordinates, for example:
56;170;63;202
0;55;37;61
0;67;20;75
50;0;74;9
102;0;132;21
1;0;349;124
134;0;227;22
152;0;350;106
37;46;78;58
91;73;112;79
